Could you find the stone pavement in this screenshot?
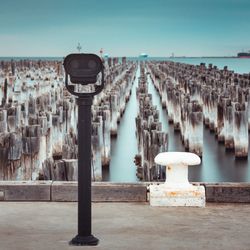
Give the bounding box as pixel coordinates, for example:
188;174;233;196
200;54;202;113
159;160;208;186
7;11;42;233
0;202;250;250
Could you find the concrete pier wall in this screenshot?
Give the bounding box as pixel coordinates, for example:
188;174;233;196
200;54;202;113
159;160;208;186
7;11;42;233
1;181;250;203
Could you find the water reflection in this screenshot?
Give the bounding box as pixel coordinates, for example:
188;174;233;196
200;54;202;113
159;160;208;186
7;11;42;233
102;66;139;182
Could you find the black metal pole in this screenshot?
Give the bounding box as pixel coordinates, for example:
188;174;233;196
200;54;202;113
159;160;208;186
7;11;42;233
70;96;99;246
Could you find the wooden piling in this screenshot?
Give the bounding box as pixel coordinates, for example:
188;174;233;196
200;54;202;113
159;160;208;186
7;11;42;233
234;103;248;158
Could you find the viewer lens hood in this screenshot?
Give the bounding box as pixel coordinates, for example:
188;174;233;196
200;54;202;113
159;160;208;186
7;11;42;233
63;53;103;84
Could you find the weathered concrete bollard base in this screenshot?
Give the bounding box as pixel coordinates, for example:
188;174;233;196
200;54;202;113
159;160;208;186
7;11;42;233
151;152;205;207
149;184;205;207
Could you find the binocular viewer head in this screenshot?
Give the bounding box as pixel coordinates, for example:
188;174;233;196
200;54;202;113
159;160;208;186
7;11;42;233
63;53;103;84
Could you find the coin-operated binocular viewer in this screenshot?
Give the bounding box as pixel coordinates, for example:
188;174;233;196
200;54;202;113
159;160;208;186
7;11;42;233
63;54;104;246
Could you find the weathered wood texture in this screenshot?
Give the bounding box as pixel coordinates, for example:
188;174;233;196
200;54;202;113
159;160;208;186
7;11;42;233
0;60;66;180
89;62;137;176
147;61;250;158
0;59;137;181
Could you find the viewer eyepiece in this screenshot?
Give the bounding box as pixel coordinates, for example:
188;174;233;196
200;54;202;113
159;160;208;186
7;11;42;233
63;53;103;84
63;53;105;97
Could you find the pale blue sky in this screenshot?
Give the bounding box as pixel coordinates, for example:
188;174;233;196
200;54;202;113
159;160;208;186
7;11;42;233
0;0;249;57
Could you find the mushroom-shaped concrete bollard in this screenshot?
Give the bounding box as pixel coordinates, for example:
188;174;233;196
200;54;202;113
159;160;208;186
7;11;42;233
149;152;205;207
155;152;201;188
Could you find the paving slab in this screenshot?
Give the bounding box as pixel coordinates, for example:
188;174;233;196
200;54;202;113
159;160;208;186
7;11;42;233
0;202;250;250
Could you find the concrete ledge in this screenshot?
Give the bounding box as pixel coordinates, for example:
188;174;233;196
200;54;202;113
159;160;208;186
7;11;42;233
1;181;250;202
0;181;52;201
0;191;4;201
146;182;250;203
92;182;147;202
51;182;77;201
51;182;147;202
203;183;250;203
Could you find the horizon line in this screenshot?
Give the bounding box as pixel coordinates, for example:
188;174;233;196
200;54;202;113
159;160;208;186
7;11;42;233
0;55;238;58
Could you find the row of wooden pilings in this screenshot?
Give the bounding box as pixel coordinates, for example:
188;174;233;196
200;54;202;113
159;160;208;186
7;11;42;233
90;62;137;180
0;59;66;180
134;63;168;181
147;61;250;158
0;59;137;181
